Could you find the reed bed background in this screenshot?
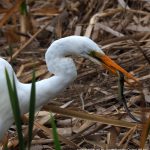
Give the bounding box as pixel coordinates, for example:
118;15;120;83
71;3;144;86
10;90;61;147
0;0;150;149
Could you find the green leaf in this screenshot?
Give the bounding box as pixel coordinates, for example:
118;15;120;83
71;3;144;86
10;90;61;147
5;69;25;150
8;45;13;59
20;1;27;15
3;143;8;150
28;71;36;149
50;114;61;150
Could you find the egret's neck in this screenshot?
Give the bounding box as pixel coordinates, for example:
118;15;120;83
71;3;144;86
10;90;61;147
19;37;84;113
35;73;76;108
18;57;77;113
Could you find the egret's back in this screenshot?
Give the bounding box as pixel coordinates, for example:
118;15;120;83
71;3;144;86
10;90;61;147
0;58;15;139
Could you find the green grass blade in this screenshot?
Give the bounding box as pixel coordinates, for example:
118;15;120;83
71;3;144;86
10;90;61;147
28;71;36;149
50;113;61;150
8;45;13;60
5;69;25;150
4;143;8;150
12;72;25;149
20;1;27;15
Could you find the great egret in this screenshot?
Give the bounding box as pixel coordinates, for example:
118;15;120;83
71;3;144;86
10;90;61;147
0;36;137;140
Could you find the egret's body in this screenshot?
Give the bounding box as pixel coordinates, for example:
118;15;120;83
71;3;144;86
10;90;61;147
0;36;137;139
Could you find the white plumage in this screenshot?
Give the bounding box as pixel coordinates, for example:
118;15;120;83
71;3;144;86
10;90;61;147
0;36;137;139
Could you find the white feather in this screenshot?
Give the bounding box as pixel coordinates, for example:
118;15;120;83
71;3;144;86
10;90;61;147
0;36;103;139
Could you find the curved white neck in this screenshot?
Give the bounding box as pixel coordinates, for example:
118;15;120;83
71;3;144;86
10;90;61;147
16;35;101;113
18;51;77;114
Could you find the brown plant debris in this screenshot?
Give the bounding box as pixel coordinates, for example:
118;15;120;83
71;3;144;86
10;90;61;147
0;0;150;149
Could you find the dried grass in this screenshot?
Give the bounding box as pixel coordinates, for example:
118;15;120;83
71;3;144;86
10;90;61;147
0;0;150;149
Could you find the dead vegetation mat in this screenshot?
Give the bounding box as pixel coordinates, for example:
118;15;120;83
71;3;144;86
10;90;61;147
0;0;150;149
